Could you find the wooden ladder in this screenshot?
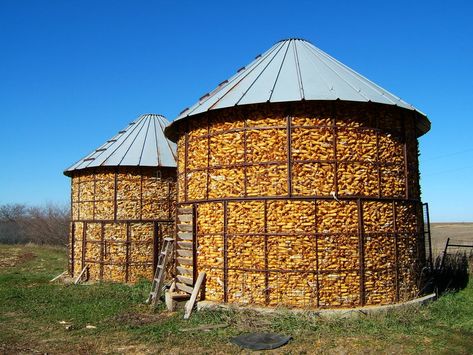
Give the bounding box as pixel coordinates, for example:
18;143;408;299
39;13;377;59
175;207;195;294
166;207;206;318
146;237;174;306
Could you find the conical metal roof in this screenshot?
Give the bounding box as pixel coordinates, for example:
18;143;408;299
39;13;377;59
64;114;176;176
166;38;430;140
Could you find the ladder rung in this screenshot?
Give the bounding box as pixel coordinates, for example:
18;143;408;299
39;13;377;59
163;237;174;242
177;232;193;240
177;224;193;232
178;207;193;214
177;249;193;257
177;275;194;285
177;257;193;265
177;241;192;249
178;215;193;223
177;266;193;275
176;282;194;294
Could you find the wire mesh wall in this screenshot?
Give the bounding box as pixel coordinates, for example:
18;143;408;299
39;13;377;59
69;166;176;282
176;102;426;308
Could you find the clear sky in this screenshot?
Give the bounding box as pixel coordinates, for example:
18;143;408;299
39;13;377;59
0;0;472;222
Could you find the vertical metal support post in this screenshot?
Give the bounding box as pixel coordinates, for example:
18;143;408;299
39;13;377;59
223;201;228;303
287;115;293;197
92;169;97;221
423;203;433;269
264;199;269;305
243;116;248;197
392;201;400;302
139;173;143;221
82;222;87;270
375;116;382;198
77;174;81;220
332;104;339;196
314;199;320;308
206;116;211;200
184;122;189;202
125;222;130;283
440;237;450;270
113;169;118;221
192;204;198;284
70;222;75;276
401;111;409;199
357;199;365;306
100;222;105;280
153;221;159;273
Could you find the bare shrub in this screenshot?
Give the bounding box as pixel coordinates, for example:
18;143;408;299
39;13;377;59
0;203;70;246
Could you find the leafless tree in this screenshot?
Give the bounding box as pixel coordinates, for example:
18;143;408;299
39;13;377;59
0;203;70;245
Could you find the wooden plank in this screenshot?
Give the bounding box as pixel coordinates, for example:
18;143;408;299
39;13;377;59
177;249;193;257
177;232;193;240
177;241;193;249
177;257;193;265
177;224;193;232
176;282;194;294
180;323;228;332
50;271;67;282
177;275;194;285
184;272;206;319
178;215;193;223
74;265;88;285
165;281;176;311
177;266;193;275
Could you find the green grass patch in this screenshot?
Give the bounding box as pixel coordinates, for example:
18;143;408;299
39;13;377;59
1;244;473;354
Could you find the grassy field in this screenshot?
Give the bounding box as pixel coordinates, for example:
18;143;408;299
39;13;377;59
1;244;473;354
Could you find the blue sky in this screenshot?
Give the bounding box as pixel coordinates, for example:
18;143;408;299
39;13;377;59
0;0;472;222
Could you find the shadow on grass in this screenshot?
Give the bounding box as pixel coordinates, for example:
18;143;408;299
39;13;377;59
423;251;472;295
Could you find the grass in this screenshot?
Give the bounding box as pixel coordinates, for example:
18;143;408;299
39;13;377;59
1;244;473;354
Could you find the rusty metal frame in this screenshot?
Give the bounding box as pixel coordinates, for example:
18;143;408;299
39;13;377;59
392;201;400;302
264;199;270;305
100;222;105;279
70;222;75;276
357;198;365;306
223;201;229;302
178;107;425;308
286;115;293;197
192;203;198;284
125;222;130;282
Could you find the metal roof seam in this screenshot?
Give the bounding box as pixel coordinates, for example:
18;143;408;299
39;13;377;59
268;40;291;102
100;115;146;167
301;41;371;102
114;116;149;166
298;40;337;99
293;40;305;100
310;43;400;105
153;116;161;167
64;114;176;175
165;38;429;139
186;41;284;116
138;115;152;166
209;42;284;111
236;40;289;105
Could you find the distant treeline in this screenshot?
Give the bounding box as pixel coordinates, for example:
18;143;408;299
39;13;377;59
0;203;69;246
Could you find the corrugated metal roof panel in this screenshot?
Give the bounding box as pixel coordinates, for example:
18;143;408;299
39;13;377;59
64;114;176;176
166;38;430;140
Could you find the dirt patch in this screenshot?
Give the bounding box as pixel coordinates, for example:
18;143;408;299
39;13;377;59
111;312;173;327
0;250;36;268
